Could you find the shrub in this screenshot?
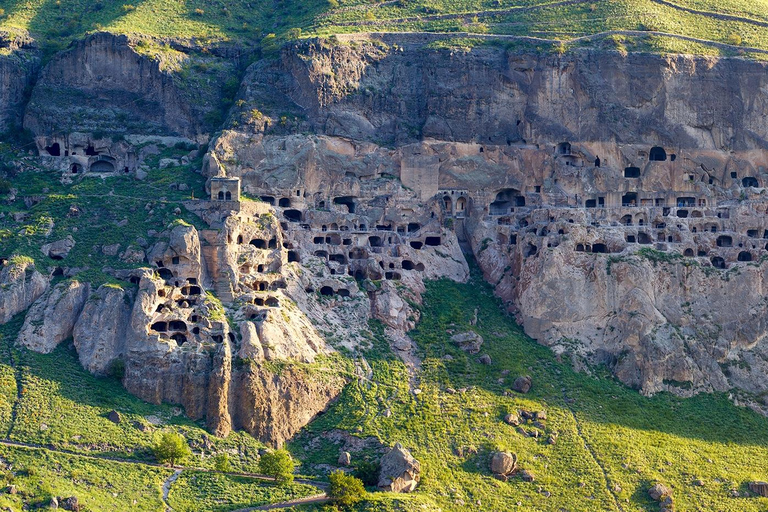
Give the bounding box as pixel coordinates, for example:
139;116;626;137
728;33;742;46
258;449;295;485
352;460;380;487
328;470;366;506
108;359;125;380
153;432;191;466
214;453;231;472
194;8;205;16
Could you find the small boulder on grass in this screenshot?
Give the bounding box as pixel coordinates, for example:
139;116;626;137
107;410;121;424
490;451;517;477
749;481;768;497
512;376;532;393
649;482;672;501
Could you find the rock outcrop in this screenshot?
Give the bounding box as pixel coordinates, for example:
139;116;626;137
18;280;89;353
0;31;40;132
23;32;231;140
0;259;48;324
378;443;421;493
73;284;132;374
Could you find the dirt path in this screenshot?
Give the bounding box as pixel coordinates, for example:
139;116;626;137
559;390;624;512
231;494;330;511
324;0;592;27
333;29;768;55
162;469;183;511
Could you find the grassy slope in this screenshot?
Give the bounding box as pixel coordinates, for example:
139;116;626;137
167;472;318;512
0;141;208;287
2;0;768;56
0;315;295;511
291;266;768;511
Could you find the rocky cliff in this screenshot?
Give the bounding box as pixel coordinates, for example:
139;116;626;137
0;30;40;133
7;32;768;441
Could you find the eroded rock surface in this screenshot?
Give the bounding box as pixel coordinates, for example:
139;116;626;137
18;280;89;353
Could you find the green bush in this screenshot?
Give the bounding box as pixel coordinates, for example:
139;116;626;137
258;449;295;486
214;453;231;472
352;460;380;487
153;432;191;466
328;470;366;506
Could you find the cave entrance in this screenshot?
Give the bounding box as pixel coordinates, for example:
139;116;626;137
45;143;61;156
649;147;667;161
622;193;638;207
334;196;357;214
489;189;525;215
743;177;759;187
624;167;641;178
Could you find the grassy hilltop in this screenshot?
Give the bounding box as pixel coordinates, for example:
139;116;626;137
3;0;768;57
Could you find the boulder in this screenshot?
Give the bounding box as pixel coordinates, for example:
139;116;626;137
60;496;80;511
378;443;421;493
107;410;121;424
478;354;492;365
503;413;520;426
749;481;768;497
450;332;484;354
338;451;351;466
520;469;535;482
41;236;75;260
512;376;532;394
490;451;517;476
649;483;672;501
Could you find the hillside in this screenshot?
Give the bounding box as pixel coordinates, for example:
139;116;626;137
3;0;768;57
3;0;768;510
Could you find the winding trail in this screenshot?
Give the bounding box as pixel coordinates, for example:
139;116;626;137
231;494;330;511
162;469;183;511
559;388;624;512
333;29;768;55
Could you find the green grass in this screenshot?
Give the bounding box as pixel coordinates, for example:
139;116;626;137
291;264;768;511
0;444;171;511
0;142;206;287
0;315;267;474
167;471;318;512
4;0;768;56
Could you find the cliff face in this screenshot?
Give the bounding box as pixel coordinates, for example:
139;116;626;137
243;38;768;151
230;39;768;401
24;32;234;140
9;32;768;437
0;31;40;132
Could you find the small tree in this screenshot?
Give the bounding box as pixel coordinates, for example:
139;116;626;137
214;453;231;472
329;470;366;507
153;432;191;466
259;449;295;485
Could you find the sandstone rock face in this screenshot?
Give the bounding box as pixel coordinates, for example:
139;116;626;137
73;285;132;374
242;39;768;151
18;280;89;353
23;32;228;139
0;31;39;132
0;260;49;324
378;443;421;493
231;363;345;447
